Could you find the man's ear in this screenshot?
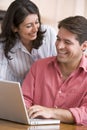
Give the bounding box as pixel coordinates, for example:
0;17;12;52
81;41;87;51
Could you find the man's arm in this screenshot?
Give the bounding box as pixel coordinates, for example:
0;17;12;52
28;105;75;124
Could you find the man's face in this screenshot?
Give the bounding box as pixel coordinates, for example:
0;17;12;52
55;27;83;64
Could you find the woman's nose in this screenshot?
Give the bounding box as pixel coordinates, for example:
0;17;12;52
32;24;38;32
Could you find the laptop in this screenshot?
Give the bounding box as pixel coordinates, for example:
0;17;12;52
0;80;60;125
29;124;60;130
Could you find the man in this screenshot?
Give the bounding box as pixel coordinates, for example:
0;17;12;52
22;16;87;125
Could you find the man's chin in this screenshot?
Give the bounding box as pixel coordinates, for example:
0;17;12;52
57;58;67;63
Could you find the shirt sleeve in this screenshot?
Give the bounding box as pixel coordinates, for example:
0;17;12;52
69;95;87;125
0;45;8;80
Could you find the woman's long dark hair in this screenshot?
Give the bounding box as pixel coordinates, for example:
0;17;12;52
0;0;45;59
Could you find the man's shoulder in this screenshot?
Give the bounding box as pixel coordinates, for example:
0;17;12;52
37;56;55;62
32;56;56;67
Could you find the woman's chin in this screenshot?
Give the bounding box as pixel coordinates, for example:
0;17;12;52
30;36;37;40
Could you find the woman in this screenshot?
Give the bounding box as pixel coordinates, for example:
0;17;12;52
0;0;57;84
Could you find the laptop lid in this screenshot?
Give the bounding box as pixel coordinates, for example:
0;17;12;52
0;80;60;125
0;80;29;125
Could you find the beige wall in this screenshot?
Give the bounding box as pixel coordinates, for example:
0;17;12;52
0;0;87;31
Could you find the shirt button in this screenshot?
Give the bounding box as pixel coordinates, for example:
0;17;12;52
54;105;58;108
58;90;62;94
60;74;62;78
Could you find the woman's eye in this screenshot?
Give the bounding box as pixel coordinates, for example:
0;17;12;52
26;24;32;28
35;21;39;24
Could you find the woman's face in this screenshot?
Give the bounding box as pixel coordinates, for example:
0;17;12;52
15;14;40;44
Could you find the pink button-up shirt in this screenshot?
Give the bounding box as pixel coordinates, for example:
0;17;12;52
22;55;87;125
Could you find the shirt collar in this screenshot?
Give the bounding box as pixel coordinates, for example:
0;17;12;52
11;38;38;55
79;55;87;72
47;56;59;70
47;56;57;64
48;55;87;73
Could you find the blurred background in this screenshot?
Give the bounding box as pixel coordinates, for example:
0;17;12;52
0;0;87;31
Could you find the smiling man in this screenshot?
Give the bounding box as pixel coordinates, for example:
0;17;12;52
22;16;87;125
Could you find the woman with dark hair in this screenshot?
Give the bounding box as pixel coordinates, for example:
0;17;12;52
0;0;57;84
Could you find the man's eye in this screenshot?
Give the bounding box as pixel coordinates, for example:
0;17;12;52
56;36;60;41
65;41;72;45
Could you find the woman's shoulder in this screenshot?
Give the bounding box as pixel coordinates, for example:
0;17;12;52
0;39;6;57
41;24;56;33
41;24;57;39
0;41;4;49
0;43;7;63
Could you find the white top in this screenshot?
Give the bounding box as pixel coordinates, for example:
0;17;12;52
0;25;57;84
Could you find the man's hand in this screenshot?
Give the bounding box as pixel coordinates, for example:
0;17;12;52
27;105;54;119
27;105;75;124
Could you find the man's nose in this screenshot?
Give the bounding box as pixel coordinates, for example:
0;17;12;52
56;41;65;49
